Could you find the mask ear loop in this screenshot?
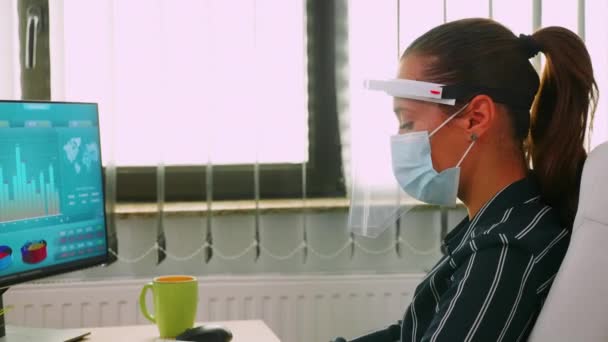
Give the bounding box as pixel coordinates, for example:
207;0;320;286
456;133;477;167
429;103;470;138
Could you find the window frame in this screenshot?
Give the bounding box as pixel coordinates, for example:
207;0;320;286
19;0;50;100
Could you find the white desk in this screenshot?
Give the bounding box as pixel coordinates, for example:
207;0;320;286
83;320;280;342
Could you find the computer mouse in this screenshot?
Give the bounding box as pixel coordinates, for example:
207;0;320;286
175;325;233;342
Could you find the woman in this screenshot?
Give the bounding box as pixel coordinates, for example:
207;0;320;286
343;18;597;342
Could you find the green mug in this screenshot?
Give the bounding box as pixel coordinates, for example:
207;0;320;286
139;275;198;338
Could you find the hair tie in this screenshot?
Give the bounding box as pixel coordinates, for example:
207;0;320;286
518;34;542;59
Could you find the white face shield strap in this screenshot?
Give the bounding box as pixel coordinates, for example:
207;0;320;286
347;78;461;238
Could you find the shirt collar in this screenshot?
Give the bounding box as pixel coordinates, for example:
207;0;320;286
442;174;541;254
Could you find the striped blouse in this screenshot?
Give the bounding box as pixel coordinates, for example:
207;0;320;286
396;175;570;342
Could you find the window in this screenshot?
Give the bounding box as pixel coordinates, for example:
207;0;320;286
18;1;603;203
42;0;345;201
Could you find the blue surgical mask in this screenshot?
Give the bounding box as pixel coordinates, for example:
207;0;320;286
390;104;475;205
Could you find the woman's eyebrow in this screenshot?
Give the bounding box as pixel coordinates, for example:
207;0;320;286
393;102;418;113
400;121;414;130
393;105;417;118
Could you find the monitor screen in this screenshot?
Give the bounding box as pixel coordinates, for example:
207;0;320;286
0;101;108;288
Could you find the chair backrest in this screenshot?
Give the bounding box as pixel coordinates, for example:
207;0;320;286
529;142;608;342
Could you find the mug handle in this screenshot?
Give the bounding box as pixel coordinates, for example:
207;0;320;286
139;282;156;323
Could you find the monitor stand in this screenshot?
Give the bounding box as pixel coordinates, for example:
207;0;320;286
0;288;91;342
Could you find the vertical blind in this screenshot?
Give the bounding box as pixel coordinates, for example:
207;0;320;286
32;0;608;264
0;1;19;100
48;0;323;265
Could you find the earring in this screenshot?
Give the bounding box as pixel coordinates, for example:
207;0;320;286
471;133;478;141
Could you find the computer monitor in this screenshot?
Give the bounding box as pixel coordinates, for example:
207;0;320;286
0;100;109;339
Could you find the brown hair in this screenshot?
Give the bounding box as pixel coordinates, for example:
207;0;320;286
403;18;598;228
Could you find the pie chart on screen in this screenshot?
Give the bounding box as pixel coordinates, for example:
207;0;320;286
0;246;13;270
21;240;48;264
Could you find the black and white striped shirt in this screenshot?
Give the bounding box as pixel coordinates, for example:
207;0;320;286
395;176;570;342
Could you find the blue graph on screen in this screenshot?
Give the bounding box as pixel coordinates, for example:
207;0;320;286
0;144;62;223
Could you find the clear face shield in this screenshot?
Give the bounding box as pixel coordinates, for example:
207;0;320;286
347;79;460;238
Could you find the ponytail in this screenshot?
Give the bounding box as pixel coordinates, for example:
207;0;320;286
527;27;598;227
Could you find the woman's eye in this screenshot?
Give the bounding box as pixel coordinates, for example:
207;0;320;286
399;121;414;131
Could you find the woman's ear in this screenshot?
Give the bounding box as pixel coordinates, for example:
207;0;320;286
459;94;496;140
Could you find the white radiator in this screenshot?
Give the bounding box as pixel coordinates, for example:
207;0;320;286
3;274;422;342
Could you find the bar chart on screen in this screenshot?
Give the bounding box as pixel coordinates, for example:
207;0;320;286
0;142;62;223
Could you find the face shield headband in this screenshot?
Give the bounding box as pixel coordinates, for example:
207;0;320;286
365;79;535;110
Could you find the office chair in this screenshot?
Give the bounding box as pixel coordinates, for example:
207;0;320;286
528;142;608;341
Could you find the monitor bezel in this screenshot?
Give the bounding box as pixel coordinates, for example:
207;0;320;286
0;99;110;288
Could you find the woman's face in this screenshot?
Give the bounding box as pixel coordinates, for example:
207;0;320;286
395;55;471;172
